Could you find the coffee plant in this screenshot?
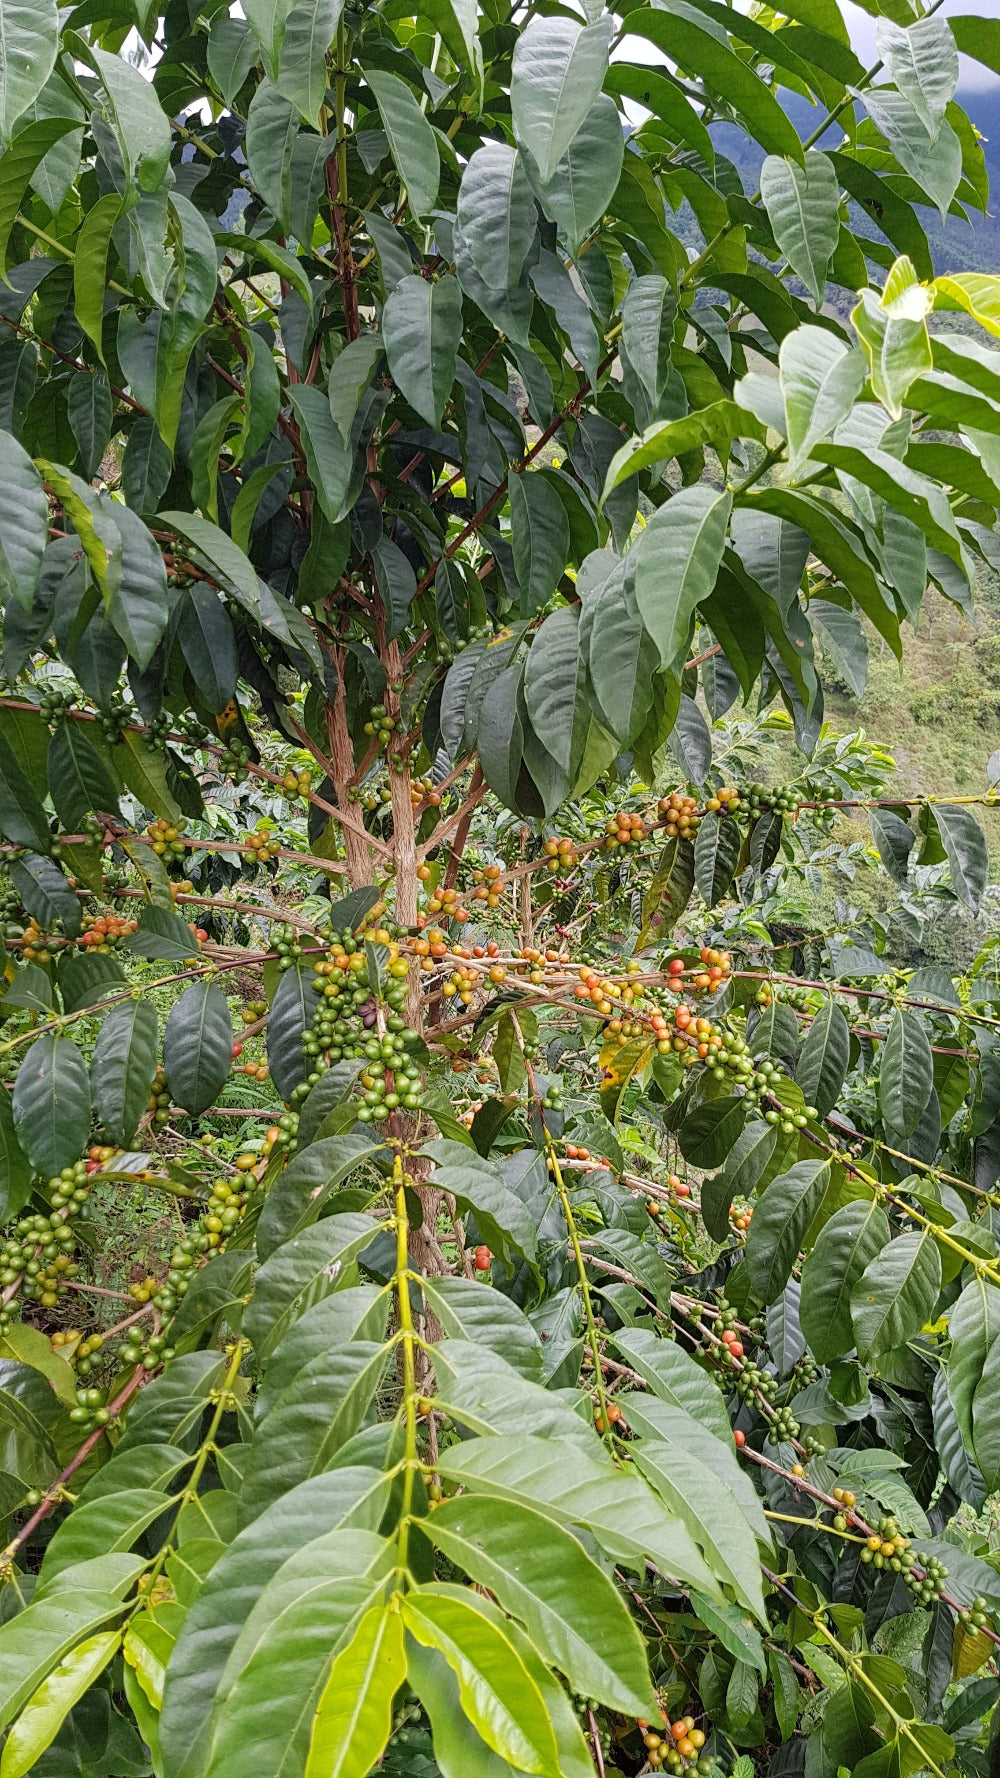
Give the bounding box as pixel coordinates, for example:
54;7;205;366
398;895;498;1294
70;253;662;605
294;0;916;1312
0;0;998;1772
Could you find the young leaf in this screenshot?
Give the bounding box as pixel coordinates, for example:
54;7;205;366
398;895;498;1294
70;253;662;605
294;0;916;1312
875;16;958;141
305;1602;406;1778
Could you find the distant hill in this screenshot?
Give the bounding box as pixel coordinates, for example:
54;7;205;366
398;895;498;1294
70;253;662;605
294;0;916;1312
710;85;1000;276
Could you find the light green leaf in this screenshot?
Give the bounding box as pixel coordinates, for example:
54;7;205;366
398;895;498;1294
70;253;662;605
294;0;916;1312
0;1591;126;1735
70;38;171;194
328;335;383;448
632;1439;767;1623
426;1495;659;1715
363;68;439;217
779;327;865;475
243;1213;390;1360
621;274;678;408
933;271;1000;339
864;88;961;221
66;207;115;358
521;94;623;255
875;16;958;141
510;15;611;184
760;151;840;307
0;119;78;272
401;1584;560;1774
603;402;747;497
852;256;934;419
305;1603;405;1778
633;485;732;669
611;1327;732;1446
382;273;462;428
0;429;46;611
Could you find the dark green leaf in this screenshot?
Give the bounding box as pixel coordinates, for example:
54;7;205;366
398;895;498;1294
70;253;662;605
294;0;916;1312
163;982;233;1116
12;1033;91;1176
745;1160;829;1304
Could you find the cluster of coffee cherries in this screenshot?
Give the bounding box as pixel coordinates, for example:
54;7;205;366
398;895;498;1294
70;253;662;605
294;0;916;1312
233;1043;269;1082
729;1200;752;1234
16;918;68;962
353;777;394;814
123;1171;259;1355
639;1713;710;1772
146;817;188;860
355;1024;426;1123
260;1114;299;1159
601;809;647;850
244;823;281;868
0;1162;90;1312
571;1698;612;1762
144;713;175;752
656;791;702;839
754;982;815;1012
147;1067;172;1131
77;911;138;950
296;924;423;1111
403;774;438;810
958;1596;994;1631
0;871;24;941
421;883;468;921
218;735;252;780
69;1384;111;1431
37;687;76;726
95;698;131;743
279;766;313;799
542;835;577;873
467;863;504;906
363;704;405;752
